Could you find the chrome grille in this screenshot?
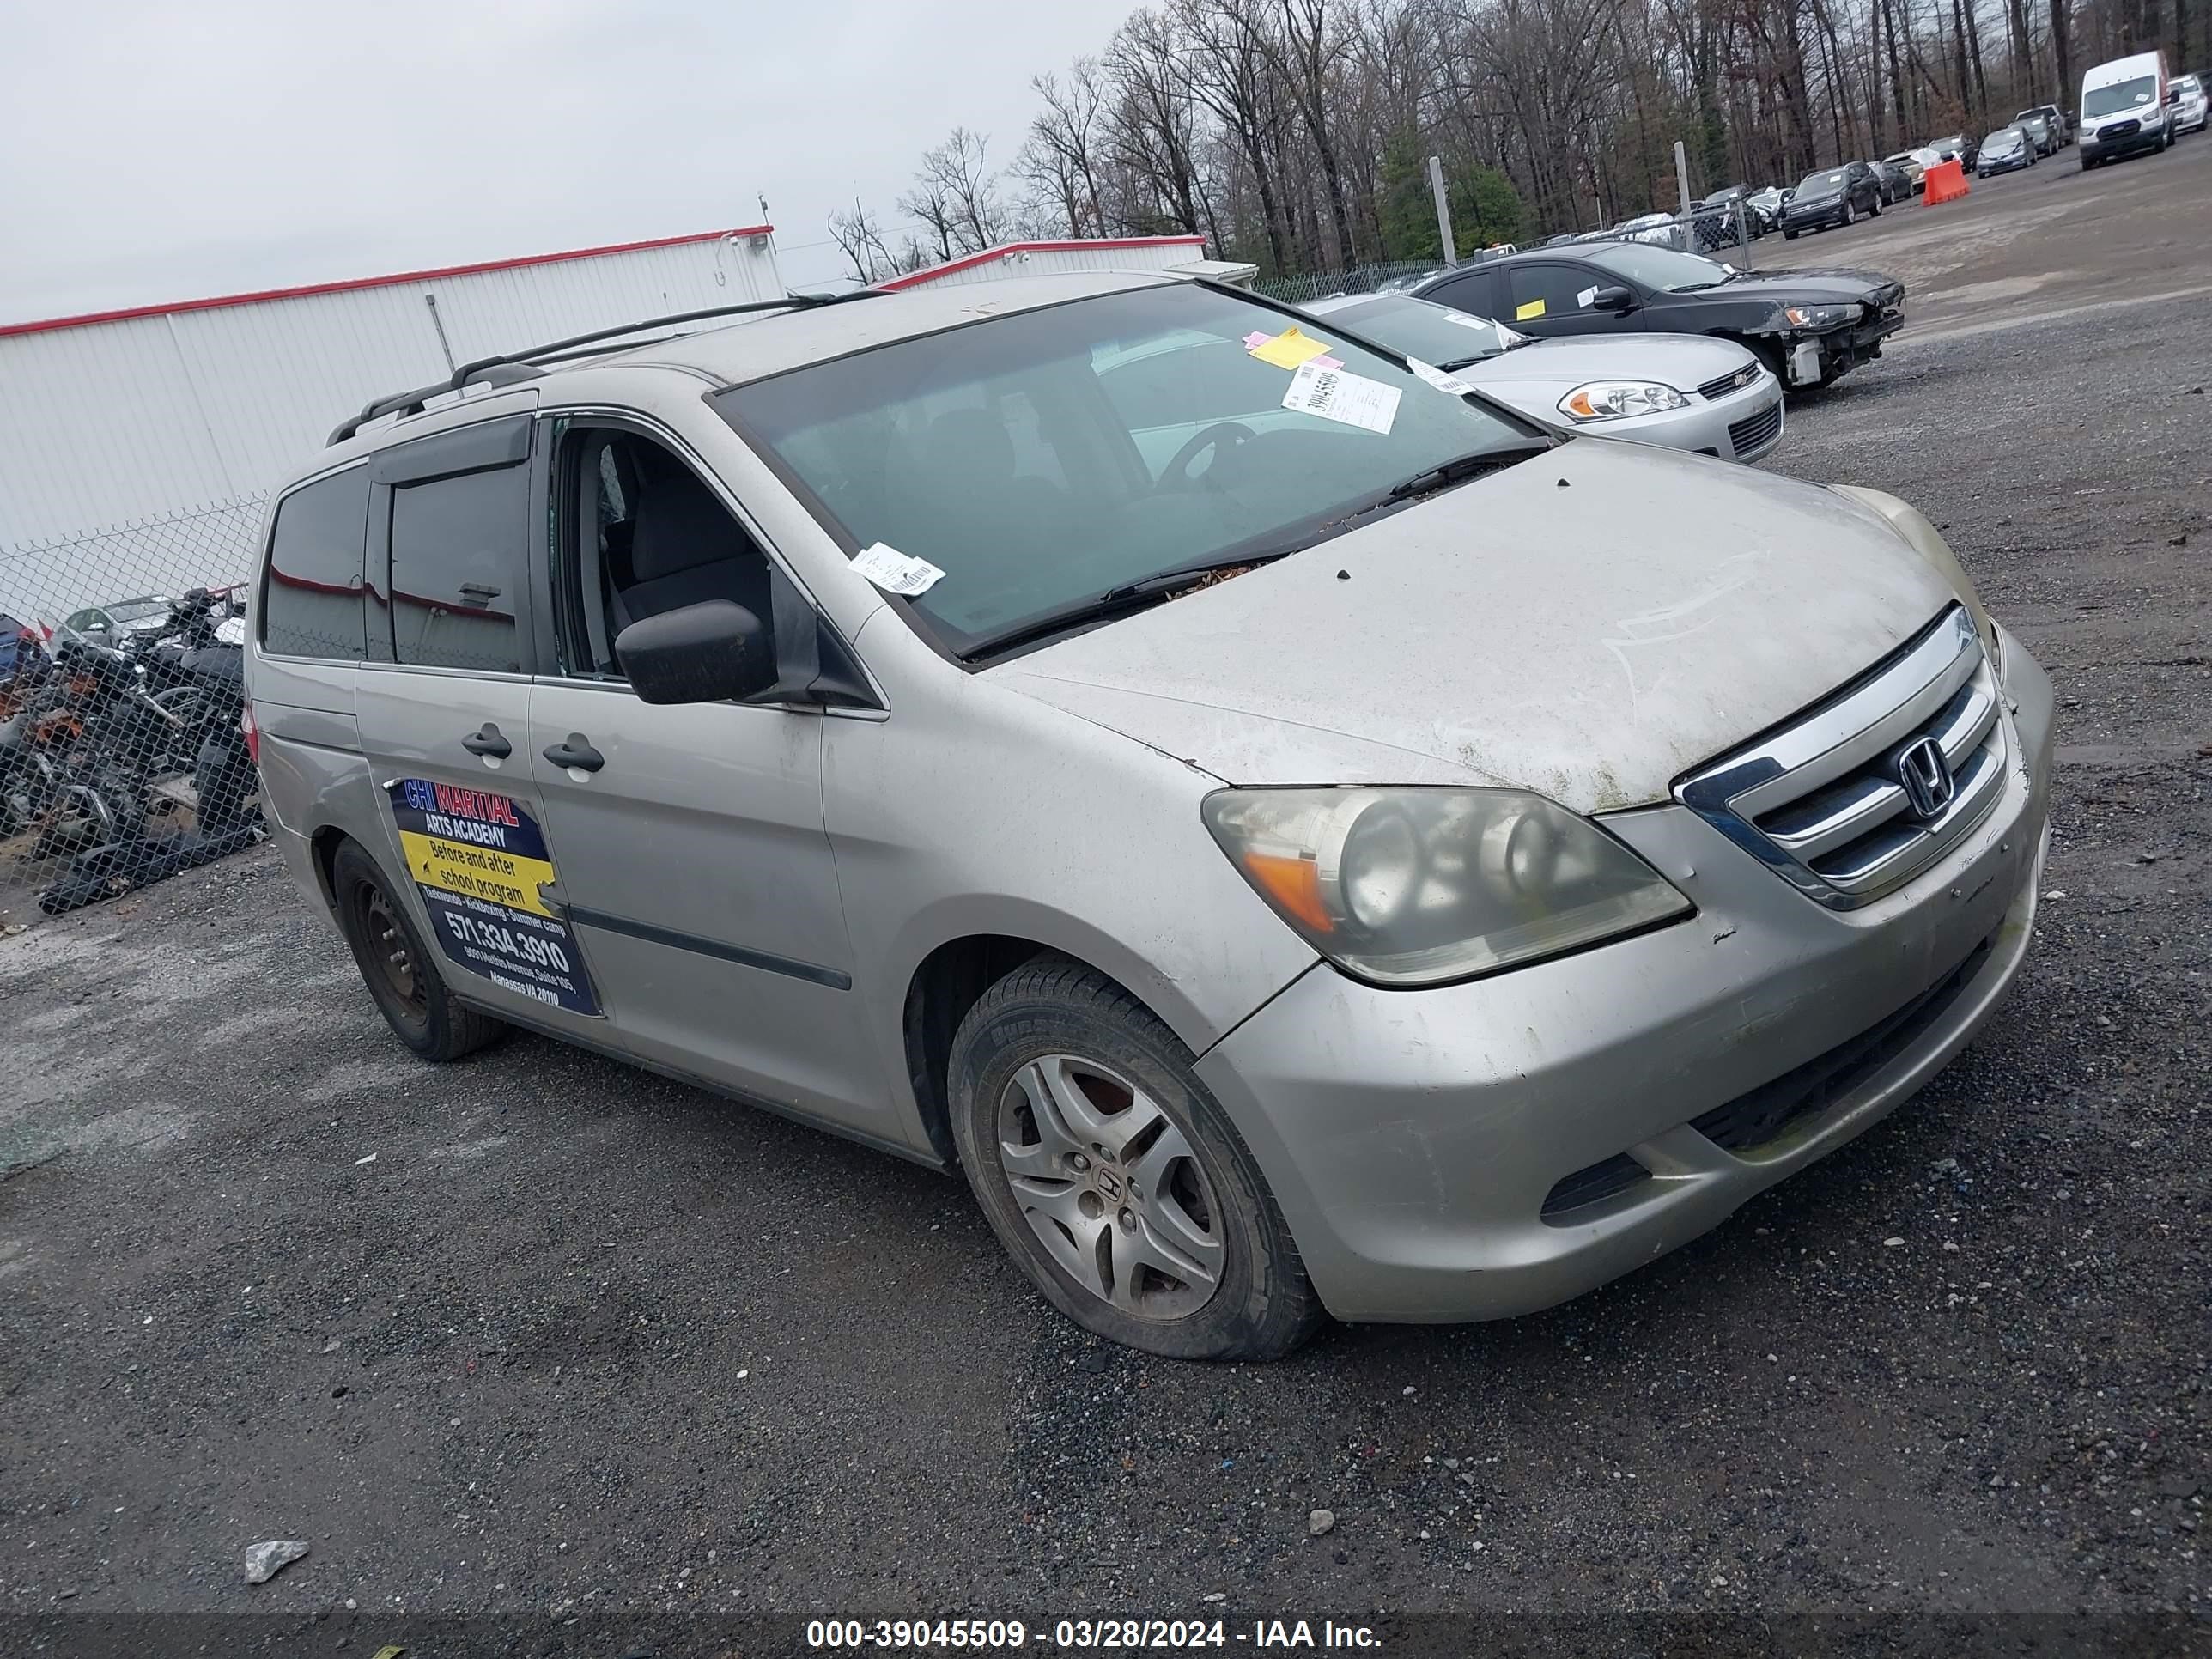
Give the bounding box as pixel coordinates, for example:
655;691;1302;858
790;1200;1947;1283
1697;365;1763;401
1675;607;2008;908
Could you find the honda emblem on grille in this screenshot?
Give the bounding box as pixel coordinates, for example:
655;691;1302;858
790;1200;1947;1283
1896;736;1956;819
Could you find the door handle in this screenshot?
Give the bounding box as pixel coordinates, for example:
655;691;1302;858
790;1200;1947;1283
460;723;512;758
544;734;605;773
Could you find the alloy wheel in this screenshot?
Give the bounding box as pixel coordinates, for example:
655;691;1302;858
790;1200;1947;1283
995;1054;1225;1321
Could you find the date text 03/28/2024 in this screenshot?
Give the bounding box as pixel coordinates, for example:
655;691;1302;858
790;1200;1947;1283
805;1619;1382;1649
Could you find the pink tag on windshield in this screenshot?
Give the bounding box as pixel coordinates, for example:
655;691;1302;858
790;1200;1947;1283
1243;331;1273;348
1312;355;1344;370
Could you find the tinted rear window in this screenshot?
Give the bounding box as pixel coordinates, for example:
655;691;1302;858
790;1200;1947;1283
261;466;370;660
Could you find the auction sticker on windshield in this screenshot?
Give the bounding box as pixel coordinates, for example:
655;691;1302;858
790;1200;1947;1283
386;778;601;1016
1281;361;1401;433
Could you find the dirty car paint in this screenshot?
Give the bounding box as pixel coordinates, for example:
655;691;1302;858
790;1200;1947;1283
994;440;1955;813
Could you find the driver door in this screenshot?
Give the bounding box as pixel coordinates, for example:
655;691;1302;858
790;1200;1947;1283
1503;263;1635;337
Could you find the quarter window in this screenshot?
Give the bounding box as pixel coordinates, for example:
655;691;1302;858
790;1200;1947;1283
261;465;370;660
387;465;530;673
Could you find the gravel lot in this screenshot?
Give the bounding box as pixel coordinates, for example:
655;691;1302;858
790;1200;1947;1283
2;143;2206;1652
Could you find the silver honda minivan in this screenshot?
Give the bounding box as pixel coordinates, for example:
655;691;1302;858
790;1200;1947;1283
247;271;2053;1360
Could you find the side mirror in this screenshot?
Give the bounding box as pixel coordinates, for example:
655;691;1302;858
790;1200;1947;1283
614;599;775;706
1589;284;1635;312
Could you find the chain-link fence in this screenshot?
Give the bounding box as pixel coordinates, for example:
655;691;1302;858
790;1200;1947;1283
0;494;270;927
1541;195;1771;263
1252;260;1451;306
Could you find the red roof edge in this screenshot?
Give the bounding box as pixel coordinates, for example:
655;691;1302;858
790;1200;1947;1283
0;225;777;337
878;236;1207;291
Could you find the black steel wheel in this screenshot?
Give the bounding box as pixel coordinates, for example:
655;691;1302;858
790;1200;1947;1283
331;839;505;1061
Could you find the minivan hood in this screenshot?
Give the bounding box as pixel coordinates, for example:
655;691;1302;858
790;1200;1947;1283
994;441;1954;814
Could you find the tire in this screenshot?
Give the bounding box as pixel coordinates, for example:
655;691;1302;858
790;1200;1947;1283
330;838;506;1062
1784;227;1799;240
1843;200;1856;225
1869;194;1882;216
947;955;1323;1361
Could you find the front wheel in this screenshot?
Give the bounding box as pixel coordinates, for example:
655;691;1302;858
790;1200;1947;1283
948;957;1323;1361
331;839;506;1062
1784;227;1799;240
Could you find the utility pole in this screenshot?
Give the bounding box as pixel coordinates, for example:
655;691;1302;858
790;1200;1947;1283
1428;155;1458;265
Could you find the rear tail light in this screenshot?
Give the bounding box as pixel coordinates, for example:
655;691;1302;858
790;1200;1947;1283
240;703;261;764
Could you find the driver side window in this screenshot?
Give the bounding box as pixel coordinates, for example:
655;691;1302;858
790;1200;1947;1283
1505;264;1595;322
556;428;775;681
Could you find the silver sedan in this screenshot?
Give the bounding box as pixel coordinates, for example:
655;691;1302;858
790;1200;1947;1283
1304;290;1784;462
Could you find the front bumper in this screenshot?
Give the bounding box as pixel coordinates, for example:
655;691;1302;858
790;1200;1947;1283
1572;371;1784;462
2084;125;2165;161
1781;203;1848;231
1800;306;1903;381
1196;629;2054;1324
1980;154;2032;174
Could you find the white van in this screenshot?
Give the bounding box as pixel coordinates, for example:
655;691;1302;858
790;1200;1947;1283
2080;50;2172;167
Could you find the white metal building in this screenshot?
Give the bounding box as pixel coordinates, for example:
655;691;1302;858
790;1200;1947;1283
0;225;782;619
878;235;1212;292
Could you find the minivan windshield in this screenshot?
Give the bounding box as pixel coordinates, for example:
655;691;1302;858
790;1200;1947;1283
1984;127;2022;149
1578;242;1734;292
2083;75;2158;117
717;283;1547;658
1308;295;1522;371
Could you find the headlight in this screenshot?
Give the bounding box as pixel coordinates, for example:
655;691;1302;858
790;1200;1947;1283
1556;381;1690;422
1784;303;1857;328
1202;787;1692;987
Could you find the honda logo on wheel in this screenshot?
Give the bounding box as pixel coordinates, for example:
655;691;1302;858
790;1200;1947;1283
1896;737;1956;819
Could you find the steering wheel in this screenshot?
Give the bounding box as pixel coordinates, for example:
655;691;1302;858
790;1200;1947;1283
1157;421;1256;492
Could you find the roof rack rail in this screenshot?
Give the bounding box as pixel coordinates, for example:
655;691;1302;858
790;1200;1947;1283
326;289;884;445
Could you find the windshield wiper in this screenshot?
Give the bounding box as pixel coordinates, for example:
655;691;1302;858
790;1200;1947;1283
1098;550;1297;604
963;550;1300;660
1383;440;1555;502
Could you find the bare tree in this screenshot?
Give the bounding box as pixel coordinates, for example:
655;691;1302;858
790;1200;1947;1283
898;127;1006;260
826;198;899;284
1259;0;1361;270
1018;63;1109;235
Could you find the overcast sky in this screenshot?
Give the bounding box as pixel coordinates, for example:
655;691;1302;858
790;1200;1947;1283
0;0;1149;325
